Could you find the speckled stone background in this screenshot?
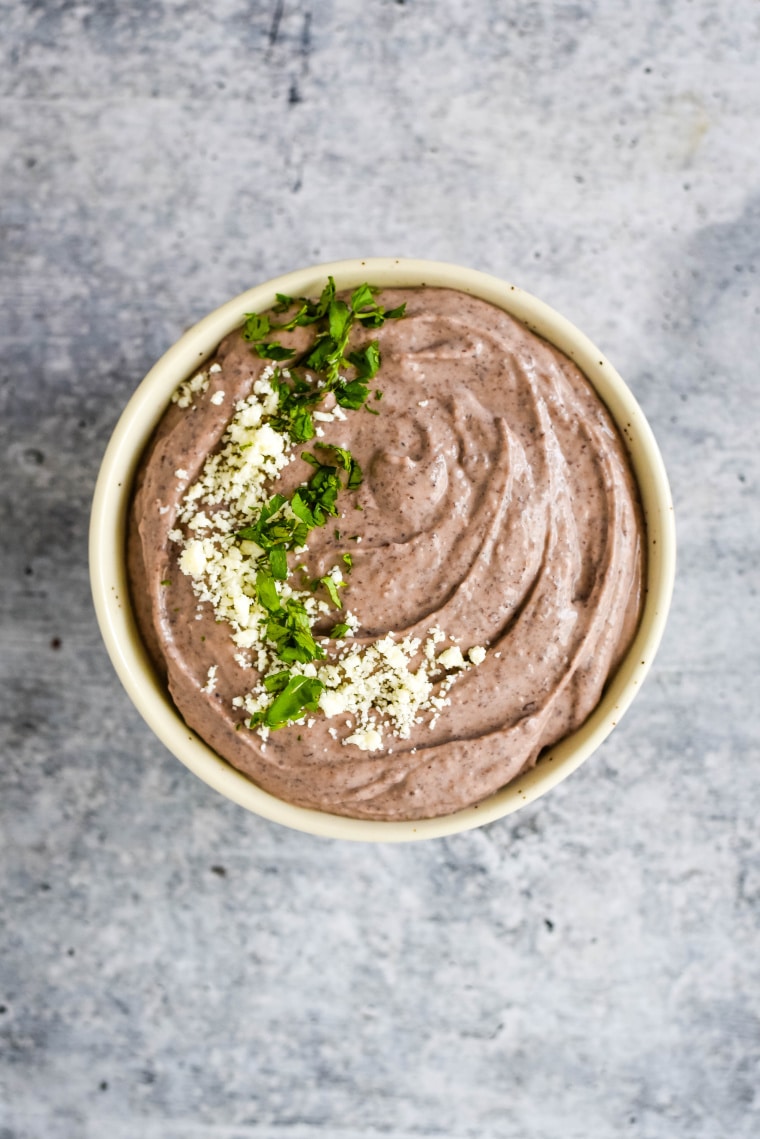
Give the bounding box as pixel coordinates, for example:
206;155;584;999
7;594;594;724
1;2;759;1137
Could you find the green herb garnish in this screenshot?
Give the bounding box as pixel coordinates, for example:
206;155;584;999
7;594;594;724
320;574;344;609
242;312;270;341
265;597;325;665
242;277;405;406
263;670;292;693
231;280;406;726
254;342;296;362
250;673;325;729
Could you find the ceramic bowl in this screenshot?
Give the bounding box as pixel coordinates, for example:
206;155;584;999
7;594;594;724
89;258;676;841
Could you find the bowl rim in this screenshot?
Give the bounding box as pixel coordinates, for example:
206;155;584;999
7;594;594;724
89;257;676;842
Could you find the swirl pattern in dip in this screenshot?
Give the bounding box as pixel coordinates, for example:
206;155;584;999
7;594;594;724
128;287;644;820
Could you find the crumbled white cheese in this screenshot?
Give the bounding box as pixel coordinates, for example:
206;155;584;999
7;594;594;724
345;727;383;752
209;363;222;374
172;371;209;408
468;645;487;666
201;665;218;694
175;468;188;480
210;390;225;406
179;539;207;578
438;645;466;670
320;689;351;718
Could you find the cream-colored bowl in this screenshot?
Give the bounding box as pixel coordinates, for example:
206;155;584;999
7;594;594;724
89;258;675;842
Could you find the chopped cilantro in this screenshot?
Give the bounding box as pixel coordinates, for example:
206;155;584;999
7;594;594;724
335;379;370;410
255;568;281;613
350;283;377;312
229;280;406;677
290;491;317;528
268;545;288;580
328;299;352;341
266;597;325;664
347;460;362;490
330;622;351;639
269;370;319;443
251;673;325;730
238;495;309;564
263;670;291;693
255;342;296;361
314;442;363;489
242;312;271;341
347;341;381;381
320;574;344;609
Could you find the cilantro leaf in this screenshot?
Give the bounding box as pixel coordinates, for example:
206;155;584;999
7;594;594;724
330;622;350;638
290;490;316;527
350;283;378;312
314;441;353;472
252;674;325;729
243;312;271;342
348;341;381;381
269;370;318;442
320;574;344;609
238;495;286;543
315;277;337;317
297;461;342;522
305;335;335;373
268;545;288;580
347;459;363;489
328;299;352;341
255;568;281;613
335;379;369;410
286;405;315;442
255;342;296;361
263;670;291;693
238;495;310;558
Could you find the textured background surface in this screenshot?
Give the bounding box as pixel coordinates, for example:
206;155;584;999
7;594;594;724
1;2;759;1137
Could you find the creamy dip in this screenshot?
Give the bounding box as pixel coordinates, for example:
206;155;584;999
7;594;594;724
128;287;644;820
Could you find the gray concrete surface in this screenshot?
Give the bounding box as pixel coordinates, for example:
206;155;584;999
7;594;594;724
1;2;758;1137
